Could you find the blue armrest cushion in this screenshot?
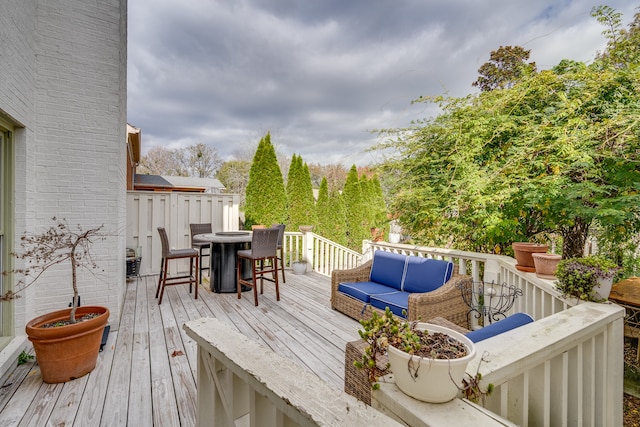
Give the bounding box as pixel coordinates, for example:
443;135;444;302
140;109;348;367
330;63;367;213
465;313;534;343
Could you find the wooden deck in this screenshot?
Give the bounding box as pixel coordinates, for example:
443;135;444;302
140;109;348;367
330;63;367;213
0;272;361;426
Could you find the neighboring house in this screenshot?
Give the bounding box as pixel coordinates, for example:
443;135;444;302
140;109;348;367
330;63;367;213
134;174;226;193
0;0;127;375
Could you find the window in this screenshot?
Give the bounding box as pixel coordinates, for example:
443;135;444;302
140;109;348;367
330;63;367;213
0;118;15;348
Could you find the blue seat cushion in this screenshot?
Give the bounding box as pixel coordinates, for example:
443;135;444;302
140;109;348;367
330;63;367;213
369;291;409;318
338;282;397;304
402;257;454;293
369;251;407;290
465;313;534;343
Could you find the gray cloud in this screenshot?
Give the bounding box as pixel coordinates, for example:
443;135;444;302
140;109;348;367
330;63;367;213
128;0;637;166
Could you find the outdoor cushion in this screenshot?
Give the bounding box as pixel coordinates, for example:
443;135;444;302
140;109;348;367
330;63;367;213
369;251;406;290
402;257;454;293
338;281;399;304
465;313;534;343
369;291;409;318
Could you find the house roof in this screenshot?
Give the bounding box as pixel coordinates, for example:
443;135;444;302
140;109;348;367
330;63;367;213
134;174;225;193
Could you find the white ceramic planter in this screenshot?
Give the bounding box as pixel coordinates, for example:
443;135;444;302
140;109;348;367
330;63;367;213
292;261;307;275
595;276;614;300
387;323;476;403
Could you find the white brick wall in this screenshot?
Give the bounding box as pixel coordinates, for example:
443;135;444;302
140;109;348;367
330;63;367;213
0;0;127;340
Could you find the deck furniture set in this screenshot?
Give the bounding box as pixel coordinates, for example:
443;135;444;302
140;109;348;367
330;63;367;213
332;249;534;405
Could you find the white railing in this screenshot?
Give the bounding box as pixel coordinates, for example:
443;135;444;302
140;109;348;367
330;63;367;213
182;236;624;426
469;302;624;427
278;231;362;275
183;317;402;427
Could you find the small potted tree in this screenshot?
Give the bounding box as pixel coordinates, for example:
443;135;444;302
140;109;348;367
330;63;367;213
1;217;110;383
555;255;620;301
355;308;477;403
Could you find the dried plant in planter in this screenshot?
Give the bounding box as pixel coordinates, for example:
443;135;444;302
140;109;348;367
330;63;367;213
1;217;107;324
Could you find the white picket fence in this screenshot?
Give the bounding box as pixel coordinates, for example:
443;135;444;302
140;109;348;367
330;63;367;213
126;191;240;275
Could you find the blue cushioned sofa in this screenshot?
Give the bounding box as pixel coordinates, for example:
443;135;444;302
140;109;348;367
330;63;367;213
331;250;472;328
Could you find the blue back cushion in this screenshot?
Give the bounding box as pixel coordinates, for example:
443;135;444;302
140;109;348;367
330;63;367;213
402;257;453;293
369;251;406;290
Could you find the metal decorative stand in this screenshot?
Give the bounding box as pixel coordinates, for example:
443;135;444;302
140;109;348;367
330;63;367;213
457;281;522;327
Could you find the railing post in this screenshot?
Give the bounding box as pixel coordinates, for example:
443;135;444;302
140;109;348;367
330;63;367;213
300;226;313;273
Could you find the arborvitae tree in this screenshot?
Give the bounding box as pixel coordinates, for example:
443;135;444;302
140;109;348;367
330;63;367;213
316;177;331;237
243;132;287;228
286;154;316;231
370;175;389;237
328;187;348;246
343;165;367;250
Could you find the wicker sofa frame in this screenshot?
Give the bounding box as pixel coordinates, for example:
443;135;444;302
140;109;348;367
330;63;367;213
330;258;472;329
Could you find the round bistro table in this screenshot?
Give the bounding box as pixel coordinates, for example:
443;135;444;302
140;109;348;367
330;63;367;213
195;232;253;293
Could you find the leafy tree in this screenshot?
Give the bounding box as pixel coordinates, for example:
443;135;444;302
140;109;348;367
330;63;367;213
243;132;287;228
593;5;640;67
378;10;640;258
286;154;316;231
472;45;537;91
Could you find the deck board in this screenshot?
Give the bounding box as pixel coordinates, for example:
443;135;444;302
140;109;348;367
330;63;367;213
0;271;360;426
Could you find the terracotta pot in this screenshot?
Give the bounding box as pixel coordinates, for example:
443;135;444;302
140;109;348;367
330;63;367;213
532;253;562;279
512;242;549;272
26;305;110;383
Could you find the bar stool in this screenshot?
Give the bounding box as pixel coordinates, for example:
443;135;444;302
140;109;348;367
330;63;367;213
190;223;212;280
271;223;286;283
237;227;280;306
156;227;199;304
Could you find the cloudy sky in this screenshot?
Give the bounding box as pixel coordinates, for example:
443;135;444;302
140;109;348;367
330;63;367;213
127;0;637;167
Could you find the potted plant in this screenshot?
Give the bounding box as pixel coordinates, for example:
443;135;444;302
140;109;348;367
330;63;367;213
292;259;308;275
512;242;549;272
355;307;476;403
1;217;110;383
532;252;562;279
555;255;620;301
